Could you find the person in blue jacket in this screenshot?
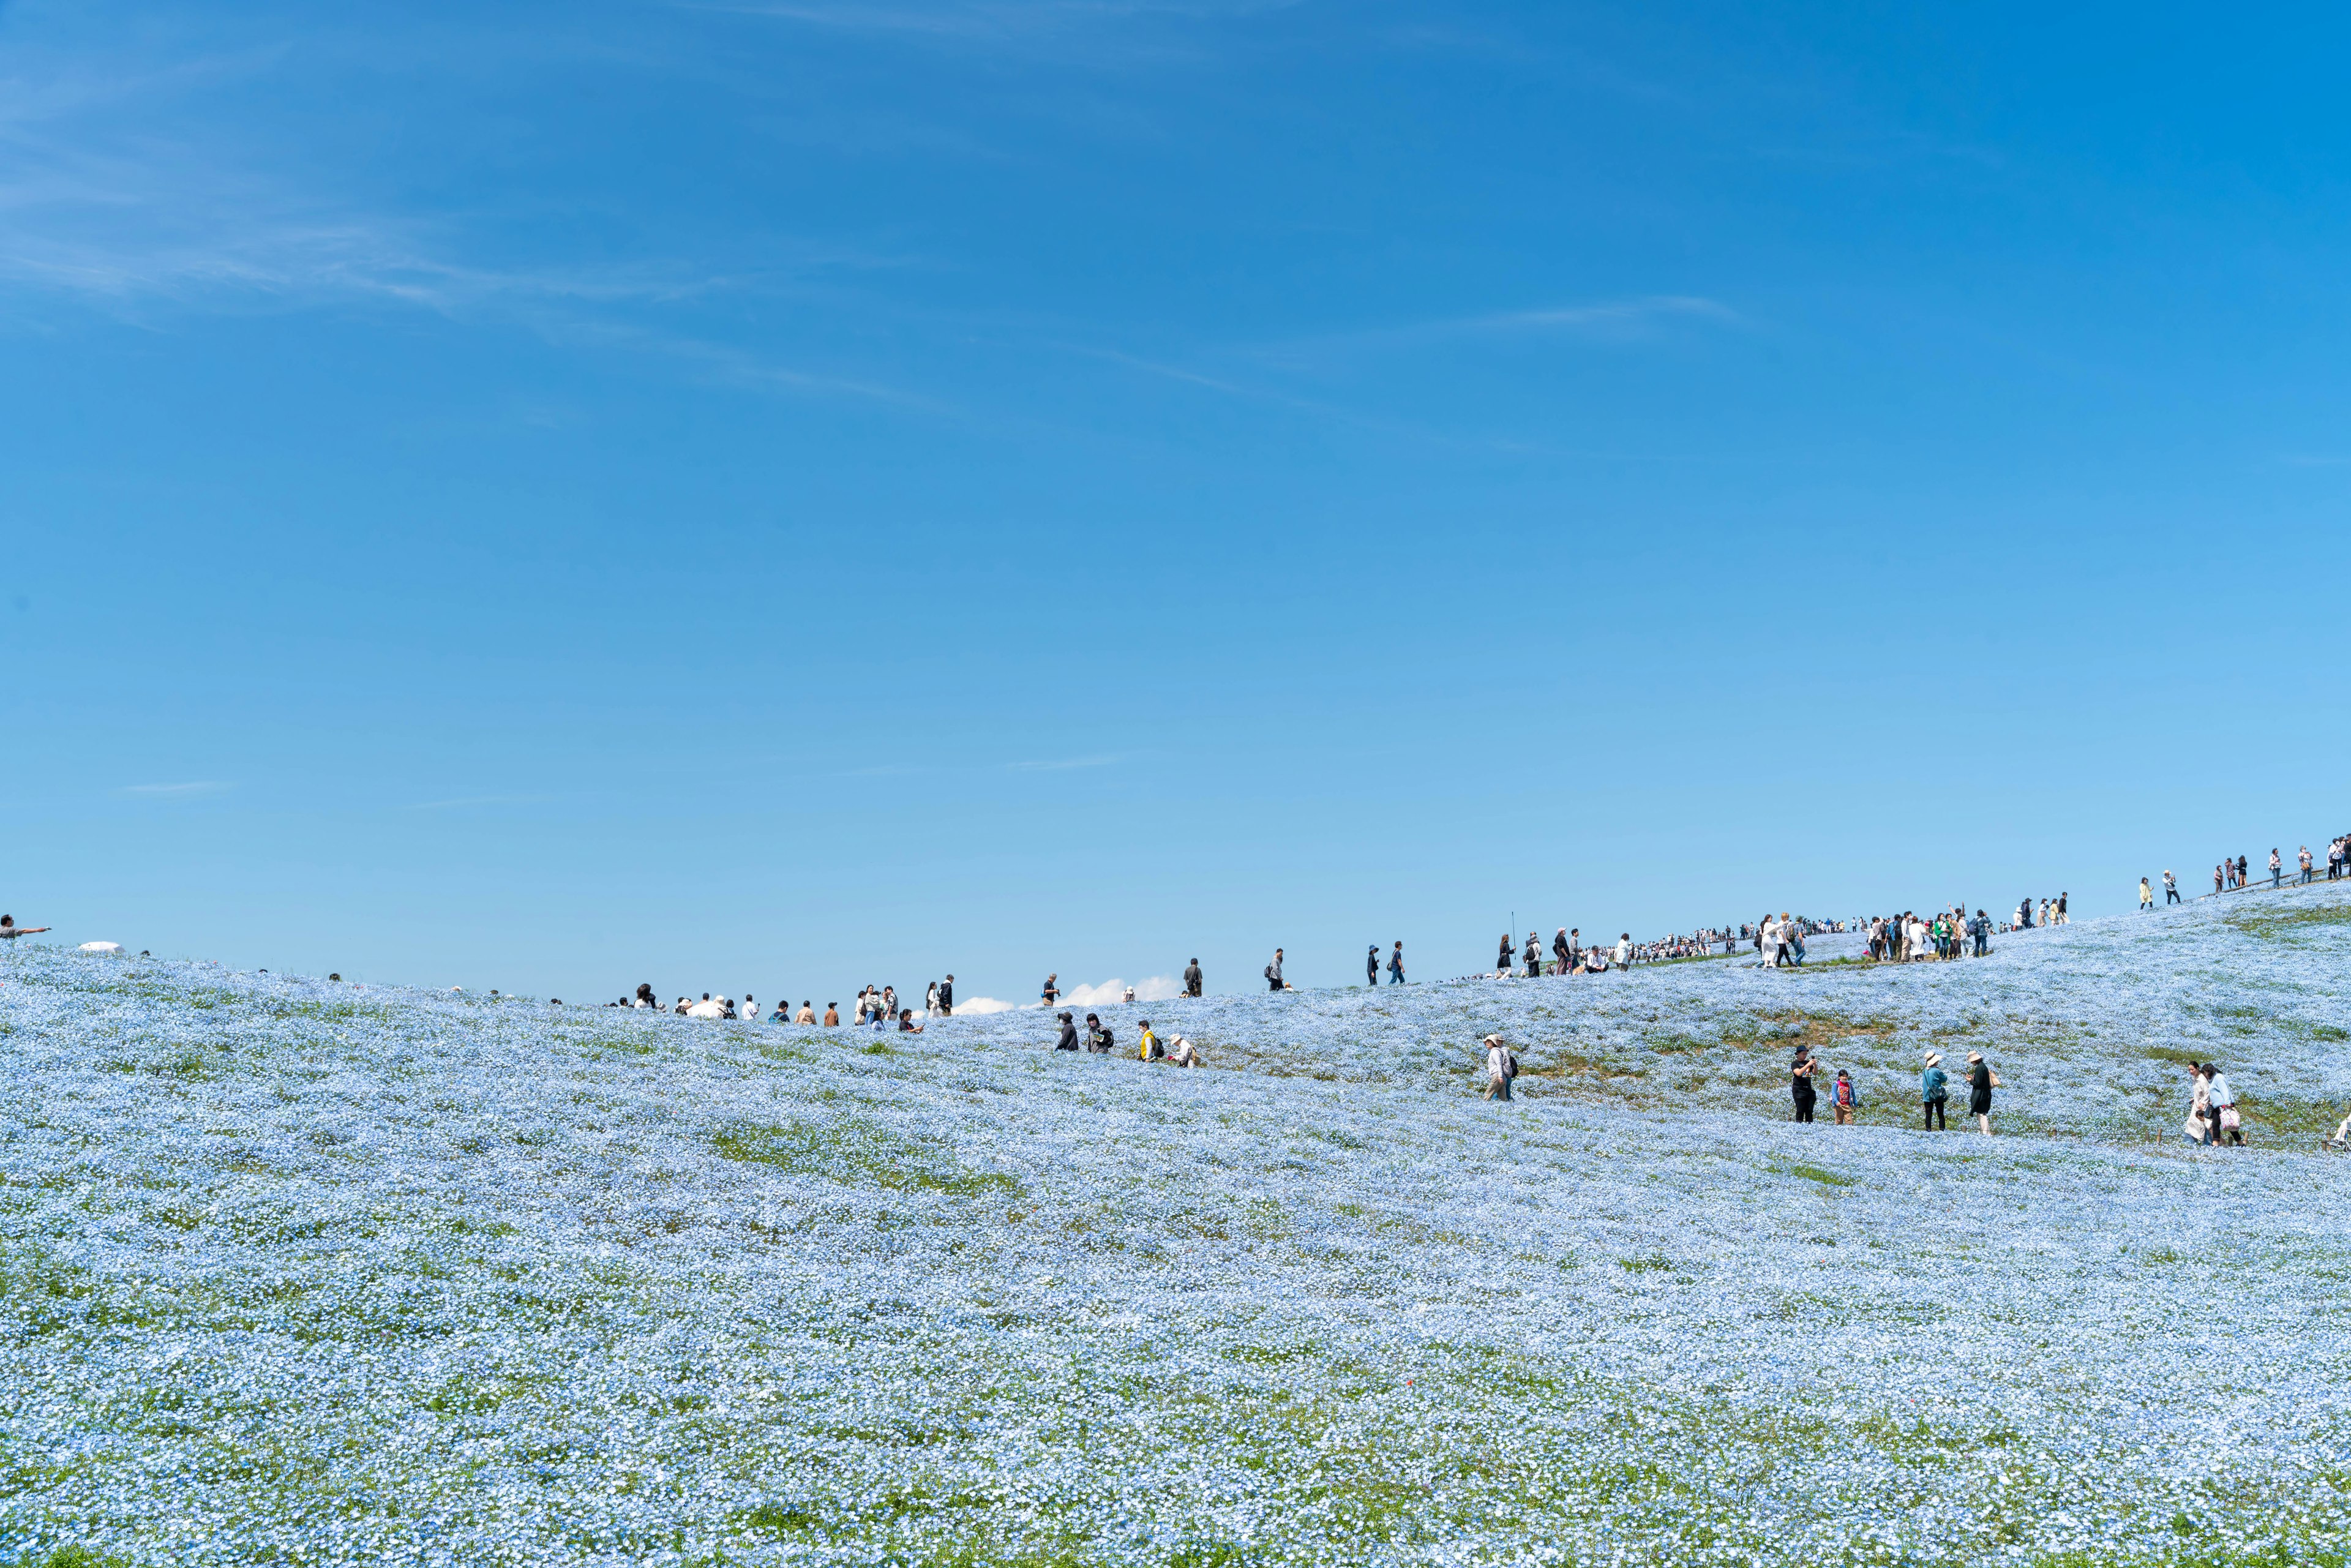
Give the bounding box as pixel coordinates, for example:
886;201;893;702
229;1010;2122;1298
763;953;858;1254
1921;1052;1949;1130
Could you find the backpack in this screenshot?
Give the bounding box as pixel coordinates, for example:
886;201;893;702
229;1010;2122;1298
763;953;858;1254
1502;1049;1519;1080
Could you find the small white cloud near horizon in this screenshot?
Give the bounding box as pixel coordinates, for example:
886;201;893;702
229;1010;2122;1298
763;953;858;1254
1059;975;1181;1007
118;781;231;797
953;995;1021;1015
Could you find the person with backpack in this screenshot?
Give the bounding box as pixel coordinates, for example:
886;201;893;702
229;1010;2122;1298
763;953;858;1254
1165;1034;1202;1067
1084;1013;1113;1053
1921;1053;1949;1130
1523;932;1542;978
1265;948;1285;992
1832;1070;1859;1125
1551;928;1571;974
1137;1020;1161;1061
1481;1034;1517;1101
1183;958;1203;997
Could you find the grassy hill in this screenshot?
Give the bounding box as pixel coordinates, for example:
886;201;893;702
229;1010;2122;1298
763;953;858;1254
4;888;2350;1566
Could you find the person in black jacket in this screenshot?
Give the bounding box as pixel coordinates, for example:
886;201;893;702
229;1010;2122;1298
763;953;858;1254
1084;1013;1113;1053
1054;1011;1078;1051
937;974;954;1016
1551;928;1571;973
1366;945;1380;985
1183;959;1202;997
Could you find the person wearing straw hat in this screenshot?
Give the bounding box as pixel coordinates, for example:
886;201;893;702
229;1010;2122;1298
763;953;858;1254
1965;1051;2002;1135
1482;1035;1517;1101
1921;1052;1949;1130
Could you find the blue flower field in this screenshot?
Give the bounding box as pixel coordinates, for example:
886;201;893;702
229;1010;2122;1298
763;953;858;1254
5;887;2349;1566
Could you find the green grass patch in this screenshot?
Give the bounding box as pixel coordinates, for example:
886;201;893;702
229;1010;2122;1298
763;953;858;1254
713;1119;1021;1198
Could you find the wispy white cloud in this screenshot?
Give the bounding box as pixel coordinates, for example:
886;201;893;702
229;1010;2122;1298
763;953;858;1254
1006;754;1121;771
402;794;550;811
951;994;1022;1015
117;781;232;797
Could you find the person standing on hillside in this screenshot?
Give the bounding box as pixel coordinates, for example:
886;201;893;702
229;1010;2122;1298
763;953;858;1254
2164;869;2178;904
822;1002;839;1026
1965;1051;2001;1136
1614;932;1632;970
1971;909;1991;957
1832;1069;1858;1125
1388;942;1405;984
938;975;954;1016
1790;1048;1818;1123
1524;932;1542;978
2140;877;2154;911
1041;973;1060;1007
1265;948;1285;992
1496;933;1513;975
1552;928;1572;974
1921;1053;1949;1130
1183;958;1203;997
2299;846;2314;884
1054;1011;1078;1051
2269;849;2282;888
2187;1063;2214;1146
0;917;50;941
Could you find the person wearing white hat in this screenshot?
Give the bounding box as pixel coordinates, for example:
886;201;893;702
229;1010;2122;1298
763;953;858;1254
1965;1051;2002;1136
1482;1035;1517;1101
1921;1052;1949;1130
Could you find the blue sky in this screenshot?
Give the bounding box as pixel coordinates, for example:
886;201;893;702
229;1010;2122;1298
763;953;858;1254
4;0;2348;1005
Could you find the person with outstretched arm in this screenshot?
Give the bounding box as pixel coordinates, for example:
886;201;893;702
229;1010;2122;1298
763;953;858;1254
0;916;51;940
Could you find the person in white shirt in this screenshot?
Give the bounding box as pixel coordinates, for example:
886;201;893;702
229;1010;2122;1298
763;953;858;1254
2205;1065;2241;1146
925;981;940;1017
1482;1035;1516;1101
1613;933;1630;969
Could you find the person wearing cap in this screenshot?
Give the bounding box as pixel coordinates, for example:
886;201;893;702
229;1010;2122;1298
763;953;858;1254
1054;1011;1079;1051
1965;1051;2001;1135
1523;932;1542;978
1921;1052;1949;1130
1790;1048;1818;1123
1165;1033;1202;1067
1832;1069;1858;1125
1183;958;1203;997
1367;945;1381;986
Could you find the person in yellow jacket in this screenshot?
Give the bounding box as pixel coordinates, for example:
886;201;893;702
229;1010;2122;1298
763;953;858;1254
1137;1021;1160;1061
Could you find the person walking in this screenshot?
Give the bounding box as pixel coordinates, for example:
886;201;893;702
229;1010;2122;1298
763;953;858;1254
1183;958;1203;997
2207;1063;2243;1146
1367;944;1381;986
1552;927;1572;974
2140;877;2154;911
1387;942;1405;984
1964;1051;2001;1136
1265;948;1285;992
1971;909;1990;958
1921;1052;1949;1130
1523;932;1542;978
1482;1034;1516;1101
2164;869;2178;904
1790;1049;1818;1123
2187;1063;2213;1146
2056;893;2068;926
